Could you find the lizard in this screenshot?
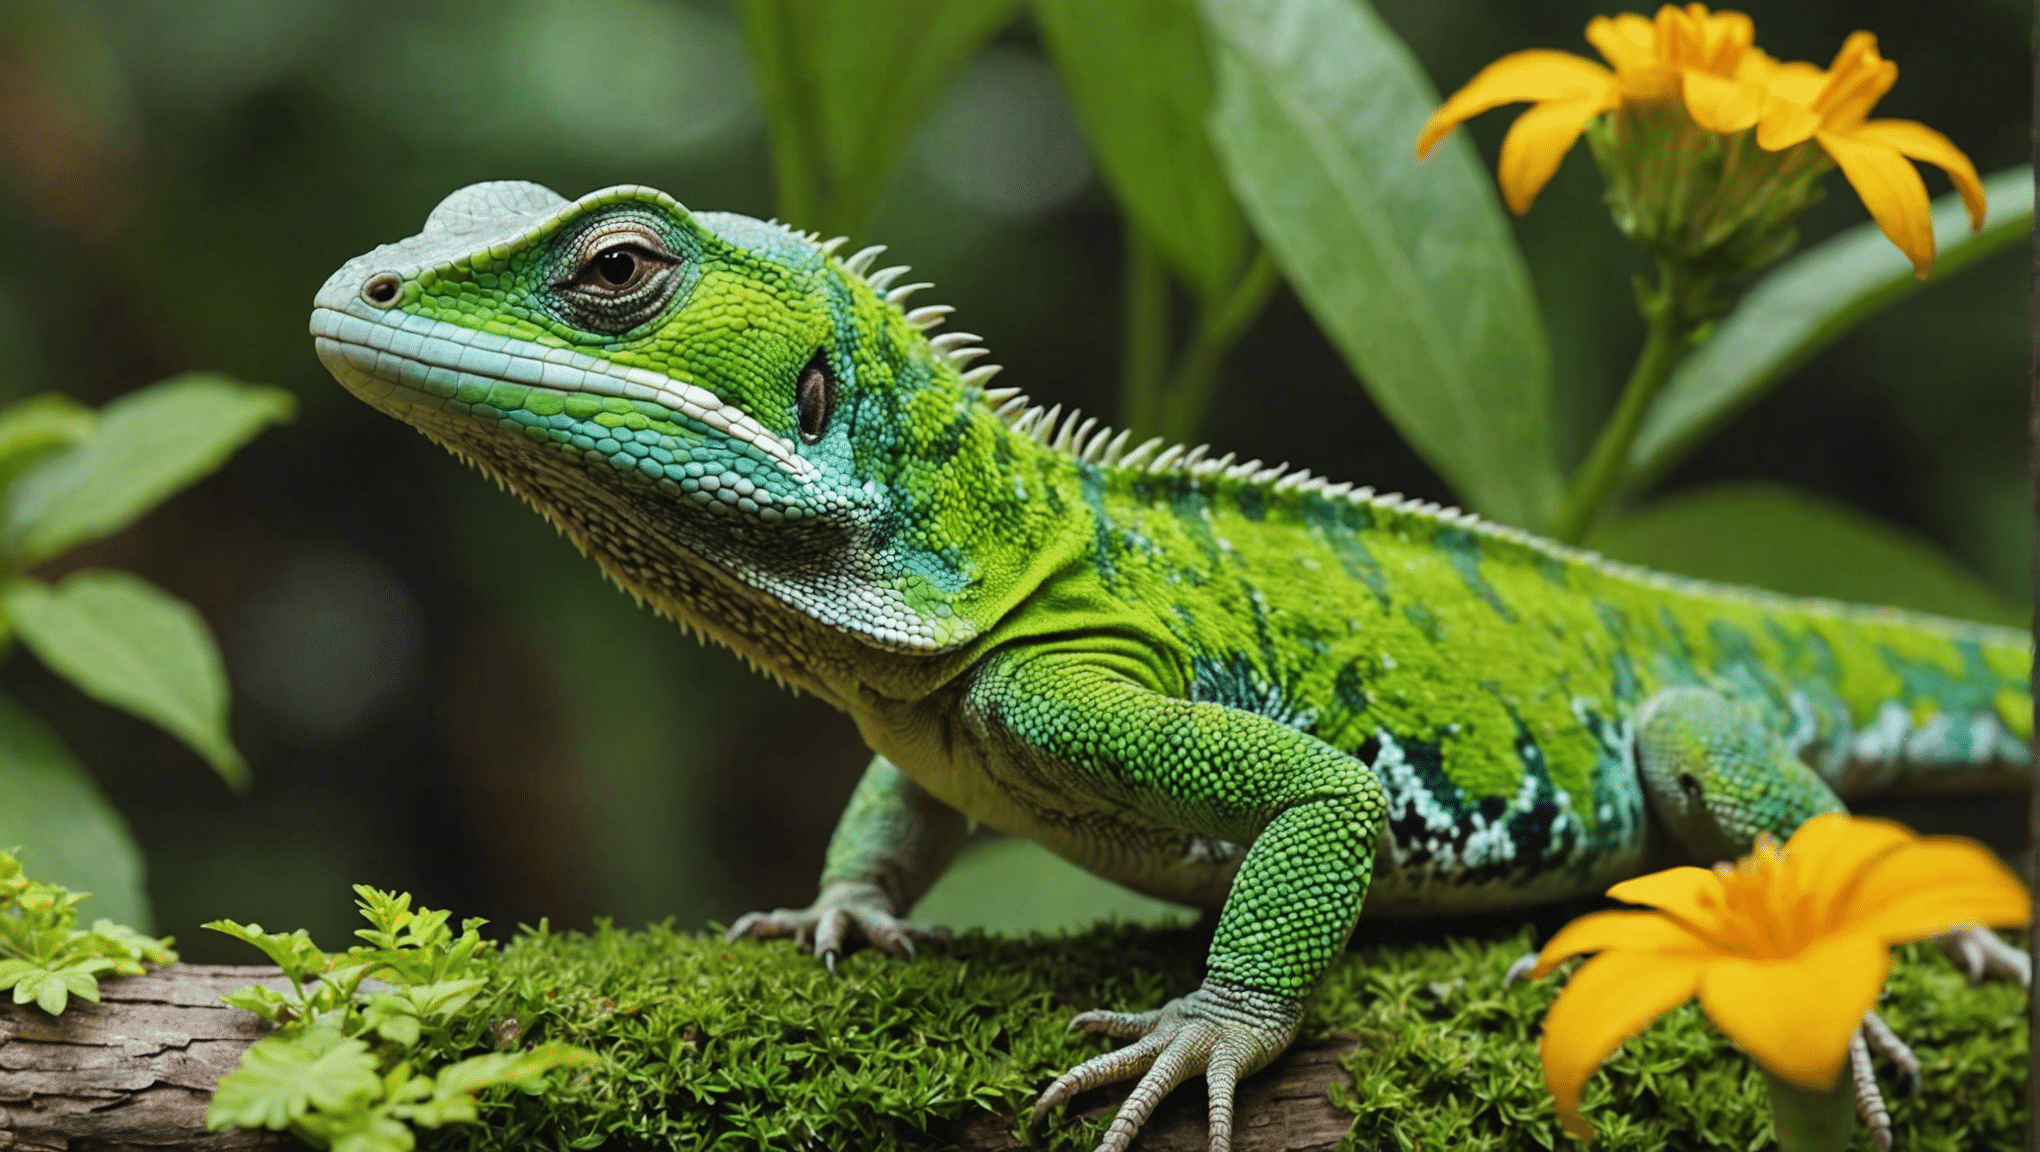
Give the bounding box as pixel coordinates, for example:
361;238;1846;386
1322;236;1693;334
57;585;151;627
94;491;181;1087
311;180;2032;1152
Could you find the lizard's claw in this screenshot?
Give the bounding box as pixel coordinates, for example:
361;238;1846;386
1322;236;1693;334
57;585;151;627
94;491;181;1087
1851;1010;1920;1152
724;880;949;973
1029;983;1300;1152
1934;924;2029;986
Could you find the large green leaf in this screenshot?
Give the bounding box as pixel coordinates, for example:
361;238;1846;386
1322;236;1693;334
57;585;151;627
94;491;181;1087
1199;0;1559;529
1034;0;1245;303
5;570;245;788
1586;483;2022;626
739;0;1020;239
1629;167;2032;485
0;692;149;930
0;394;94;495
7;373;294;565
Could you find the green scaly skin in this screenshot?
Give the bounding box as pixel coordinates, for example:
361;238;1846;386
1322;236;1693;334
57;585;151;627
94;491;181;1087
312;182;2031;1152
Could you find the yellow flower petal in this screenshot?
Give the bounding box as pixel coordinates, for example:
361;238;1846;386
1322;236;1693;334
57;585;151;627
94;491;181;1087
1697;932;1888;1089
1755;93;1822;150
1758;59;1828;106
1681;68;1765;133
1606;865;1738;945
1542;949;1707;1140
1417;49;1616;158
1817;128;1935;276
1496;93;1613;214
1586;13;1679;99
1779;813;1914;932
1850;119;1988;229
1834;838;2033;943
1532;910;1715;977
1689;8;1754;76
1814;31;1897;129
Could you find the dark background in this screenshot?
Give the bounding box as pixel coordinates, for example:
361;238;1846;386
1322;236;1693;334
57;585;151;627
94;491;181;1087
0;0;2026;959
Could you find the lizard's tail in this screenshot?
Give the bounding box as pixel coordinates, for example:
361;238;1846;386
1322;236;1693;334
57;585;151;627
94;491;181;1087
1781;605;2030;802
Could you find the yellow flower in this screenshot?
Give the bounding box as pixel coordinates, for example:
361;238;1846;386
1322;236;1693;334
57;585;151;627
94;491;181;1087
1753;32;1987;277
1417;4;1773;214
1531;814;2030;1141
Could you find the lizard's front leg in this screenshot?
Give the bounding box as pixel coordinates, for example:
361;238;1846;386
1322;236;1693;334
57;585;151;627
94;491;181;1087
726;755;966;971
968;649;1386;1152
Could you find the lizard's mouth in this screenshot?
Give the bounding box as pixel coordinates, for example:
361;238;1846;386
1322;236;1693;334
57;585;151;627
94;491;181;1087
308;297;816;484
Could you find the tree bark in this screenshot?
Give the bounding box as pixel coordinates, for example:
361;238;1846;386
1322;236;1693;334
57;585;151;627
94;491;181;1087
0;965;1356;1151
0;965;289;1151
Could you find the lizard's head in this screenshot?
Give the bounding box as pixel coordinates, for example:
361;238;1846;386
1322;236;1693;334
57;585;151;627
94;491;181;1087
312;181;1030;666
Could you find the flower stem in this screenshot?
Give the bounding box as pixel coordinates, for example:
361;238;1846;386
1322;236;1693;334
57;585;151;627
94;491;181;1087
1553;260;1702;543
1158;250;1280;445
1763;1067;1855;1152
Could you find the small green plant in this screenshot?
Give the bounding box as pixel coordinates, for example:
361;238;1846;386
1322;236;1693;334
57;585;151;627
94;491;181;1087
204;886;592;1152
0;374;293;927
0;848;177;1015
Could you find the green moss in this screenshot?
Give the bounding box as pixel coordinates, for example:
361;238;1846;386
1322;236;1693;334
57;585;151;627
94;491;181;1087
436;924;2025;1152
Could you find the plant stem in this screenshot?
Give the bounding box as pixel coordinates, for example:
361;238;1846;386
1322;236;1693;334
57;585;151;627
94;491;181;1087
1158;250;1281;445
1119;228;1170;438
1762;1067;1855;1152
1553;260;1700;543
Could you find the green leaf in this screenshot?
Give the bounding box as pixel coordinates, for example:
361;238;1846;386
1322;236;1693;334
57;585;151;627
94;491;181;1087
1034;0;1245;302
1586;483;2024;626
207;1027;383;1132
204;920;331;982
7;373;293;565
0;394;94;497
1629;167;2032;485
4;570;244;788
0;694;148;928
739;0;1020;239
1200;0;1560;529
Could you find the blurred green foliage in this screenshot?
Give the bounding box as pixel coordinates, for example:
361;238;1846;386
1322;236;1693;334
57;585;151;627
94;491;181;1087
0;377;288;926
0;0;2023;975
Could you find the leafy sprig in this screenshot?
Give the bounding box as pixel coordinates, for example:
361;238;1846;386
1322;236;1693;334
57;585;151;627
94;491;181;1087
0;849;177;1015
205;886;591;1152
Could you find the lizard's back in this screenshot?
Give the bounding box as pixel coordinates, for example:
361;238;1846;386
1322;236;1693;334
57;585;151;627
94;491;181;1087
1054;454;2029;912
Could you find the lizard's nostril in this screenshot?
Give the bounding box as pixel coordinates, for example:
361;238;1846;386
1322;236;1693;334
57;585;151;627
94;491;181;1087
362;273;403;307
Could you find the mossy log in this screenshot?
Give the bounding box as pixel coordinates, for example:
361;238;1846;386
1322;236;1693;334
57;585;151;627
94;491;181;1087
0;961;1354;1151
1;925;2024;1151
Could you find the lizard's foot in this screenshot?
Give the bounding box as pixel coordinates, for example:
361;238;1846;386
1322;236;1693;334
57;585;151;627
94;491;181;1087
1851;1011;1920;1152
1029;982;1300;1152
1934;924;2029;986
724;880;949;974
1501;951;1540;987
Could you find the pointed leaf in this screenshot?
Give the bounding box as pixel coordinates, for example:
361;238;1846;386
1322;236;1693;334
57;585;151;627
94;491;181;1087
1630;167;2031;485
4;570;244;787
0;694;148;929
7;373;294;565
0;394;94;496
1034;0;1245;302
1200;0;1560;528
739;0;1020;238
1586;483;2022;625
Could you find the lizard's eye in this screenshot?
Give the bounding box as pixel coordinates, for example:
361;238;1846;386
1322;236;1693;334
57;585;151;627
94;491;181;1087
552;220;684;335
796;352;832;444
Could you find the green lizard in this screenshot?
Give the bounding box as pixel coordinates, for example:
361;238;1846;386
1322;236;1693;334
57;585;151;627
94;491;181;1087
312;181;2030;1151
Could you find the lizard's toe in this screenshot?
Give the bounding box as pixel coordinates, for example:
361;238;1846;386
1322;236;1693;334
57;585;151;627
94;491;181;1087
1031;982;1301;1152
725;881;948;972
1935;924;2029;987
